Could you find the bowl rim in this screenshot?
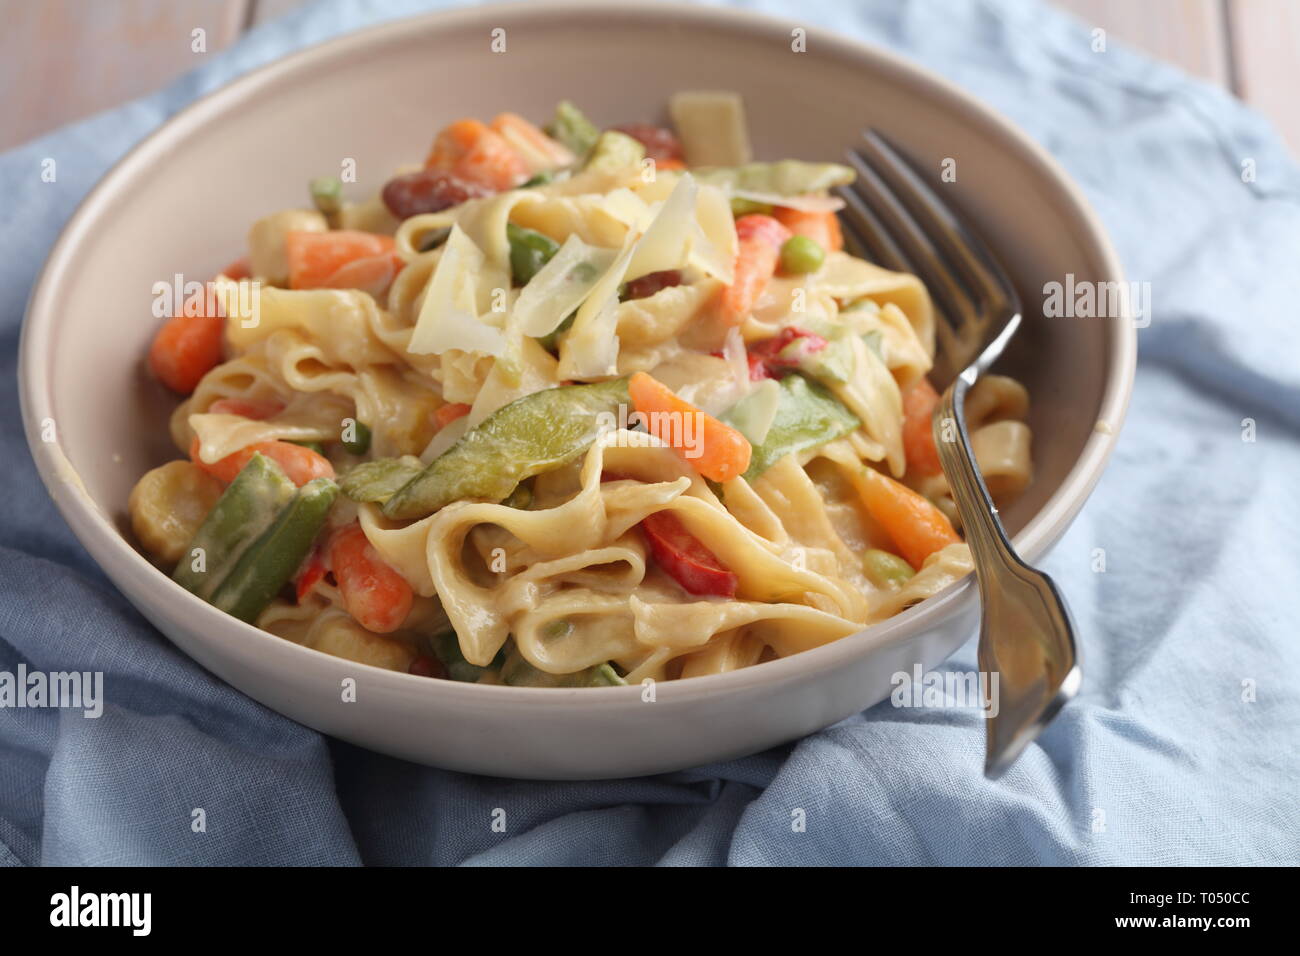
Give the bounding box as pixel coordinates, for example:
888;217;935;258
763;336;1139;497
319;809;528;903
18;0;1136;708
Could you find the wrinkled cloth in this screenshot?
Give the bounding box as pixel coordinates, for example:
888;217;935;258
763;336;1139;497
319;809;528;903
1;0;1297;866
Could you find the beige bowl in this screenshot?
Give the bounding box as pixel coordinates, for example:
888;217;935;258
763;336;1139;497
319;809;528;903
19;1;1134;779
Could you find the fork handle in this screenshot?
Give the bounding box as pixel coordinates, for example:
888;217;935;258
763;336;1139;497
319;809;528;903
936;371;1081;777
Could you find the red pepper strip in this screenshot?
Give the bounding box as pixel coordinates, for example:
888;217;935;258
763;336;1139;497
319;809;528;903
295;546;327;604
747;326;828;379
641;511;737;597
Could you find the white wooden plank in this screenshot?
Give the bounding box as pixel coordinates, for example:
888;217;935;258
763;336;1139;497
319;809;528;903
1050;0;1231;85
0;0;250;151
1227;0;1300;156
249;0;307;26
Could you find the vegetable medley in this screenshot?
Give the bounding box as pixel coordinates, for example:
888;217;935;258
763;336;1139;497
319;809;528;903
131;92;1035;685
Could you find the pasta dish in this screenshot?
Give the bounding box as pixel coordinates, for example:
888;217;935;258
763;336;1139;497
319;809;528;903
129;93;1033;686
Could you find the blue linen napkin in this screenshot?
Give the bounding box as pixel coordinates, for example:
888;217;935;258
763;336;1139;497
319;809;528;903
1;0;1297;866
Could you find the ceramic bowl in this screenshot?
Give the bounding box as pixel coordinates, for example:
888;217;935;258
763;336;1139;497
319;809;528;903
19;1;1135;778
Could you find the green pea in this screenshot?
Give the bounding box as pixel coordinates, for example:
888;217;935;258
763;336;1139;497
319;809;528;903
730;197;773;218
862;549;916;589
502;482;533;510
309;176;342;215
341;420;371;456
780;235;825;274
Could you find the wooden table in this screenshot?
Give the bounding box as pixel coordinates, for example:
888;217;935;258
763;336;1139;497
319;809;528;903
2;0;1296;155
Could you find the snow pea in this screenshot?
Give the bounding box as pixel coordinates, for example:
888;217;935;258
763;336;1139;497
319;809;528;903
382;378;629;520
735;374;859;481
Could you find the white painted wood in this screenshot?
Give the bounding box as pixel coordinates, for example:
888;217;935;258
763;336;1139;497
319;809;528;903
1050;0;1231;84
0;0;250;150
1227;0;1300;155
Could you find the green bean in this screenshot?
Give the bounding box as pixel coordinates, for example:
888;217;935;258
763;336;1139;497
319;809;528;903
309;176;342;215
521;170;554;188
209;477;339;623
383;378;629;520
287;439;325;455
339;456;426;504
862;549;916;588
172;453;297;599
341;420;371;456
780;235;825;274
506;222;560;286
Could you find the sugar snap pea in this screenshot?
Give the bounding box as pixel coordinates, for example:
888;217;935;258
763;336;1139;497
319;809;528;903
172;453;297;599
339;455;426;504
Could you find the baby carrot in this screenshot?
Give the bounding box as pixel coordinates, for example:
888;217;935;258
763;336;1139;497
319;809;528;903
628;371;751;482
285;230;400;290
425;118;529;191
855;466;960;570
720;214;792;325
191;437;335;487
329;522;414;634
901;377;943;477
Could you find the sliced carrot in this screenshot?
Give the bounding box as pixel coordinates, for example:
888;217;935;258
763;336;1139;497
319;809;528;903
208;397;285;420
773;206;843;253
489;112;574;174
285;230;397;290
433;402;471;430
655;157;688;171
424;118;528;191
720;214;792;325
901;377;943;477
628;372;751;482
329;523;414;634
855;466;960;570
190;437;334;487
148;285;225;394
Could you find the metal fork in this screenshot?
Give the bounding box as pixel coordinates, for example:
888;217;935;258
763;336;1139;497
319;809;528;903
835;130;1081;778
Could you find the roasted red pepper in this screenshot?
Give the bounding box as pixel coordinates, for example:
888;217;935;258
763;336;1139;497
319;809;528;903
746;326;828;379
640;511;737;597
294;545;327;604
